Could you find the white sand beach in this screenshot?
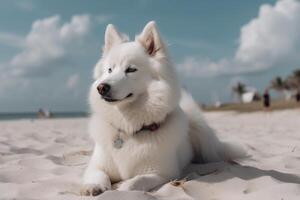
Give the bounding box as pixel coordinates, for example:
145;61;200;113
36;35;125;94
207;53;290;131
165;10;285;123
1;110;300;200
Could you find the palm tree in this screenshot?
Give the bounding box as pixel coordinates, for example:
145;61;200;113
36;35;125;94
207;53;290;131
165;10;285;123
232;82;247;102
293;69;300;78
286;70;300;101
269;76;290;100
286;70;300;90
270;76;287;91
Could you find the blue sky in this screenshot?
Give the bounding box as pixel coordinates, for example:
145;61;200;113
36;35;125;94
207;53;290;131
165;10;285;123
1;0;300;112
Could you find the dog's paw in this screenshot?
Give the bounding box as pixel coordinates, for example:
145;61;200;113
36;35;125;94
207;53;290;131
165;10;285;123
80;184;110;196
118;178;141;191
118;181;136;191
118;174;167;192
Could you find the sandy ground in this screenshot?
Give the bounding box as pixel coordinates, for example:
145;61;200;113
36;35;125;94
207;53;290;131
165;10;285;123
1;110;300;200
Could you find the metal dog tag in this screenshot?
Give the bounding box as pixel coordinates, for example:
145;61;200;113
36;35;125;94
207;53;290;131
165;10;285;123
113;136;124;149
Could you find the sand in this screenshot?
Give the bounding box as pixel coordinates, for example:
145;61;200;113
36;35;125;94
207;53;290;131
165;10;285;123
1;110;300;200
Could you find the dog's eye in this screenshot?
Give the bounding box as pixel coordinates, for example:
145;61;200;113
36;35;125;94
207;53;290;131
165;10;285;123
125;67;137;74
108;68;112;73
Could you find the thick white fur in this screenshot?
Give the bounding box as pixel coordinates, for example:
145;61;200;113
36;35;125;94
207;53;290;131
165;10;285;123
82;21;245;196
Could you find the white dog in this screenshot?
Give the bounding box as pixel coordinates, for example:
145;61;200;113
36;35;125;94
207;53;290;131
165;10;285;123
81;21;244;196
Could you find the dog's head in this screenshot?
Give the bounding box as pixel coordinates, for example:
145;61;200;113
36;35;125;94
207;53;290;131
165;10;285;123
90;21;180;112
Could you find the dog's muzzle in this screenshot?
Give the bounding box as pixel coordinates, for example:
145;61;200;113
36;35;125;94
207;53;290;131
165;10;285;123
97;83;133;103
97;83;111;96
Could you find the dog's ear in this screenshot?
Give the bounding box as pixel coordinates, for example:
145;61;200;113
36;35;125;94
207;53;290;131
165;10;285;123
137;21;167;57
103;24;125;55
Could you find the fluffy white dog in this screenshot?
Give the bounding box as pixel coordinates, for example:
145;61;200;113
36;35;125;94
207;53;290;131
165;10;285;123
81;21;244;196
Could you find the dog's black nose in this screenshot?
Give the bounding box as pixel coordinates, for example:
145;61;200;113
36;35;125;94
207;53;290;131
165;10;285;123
97;83;111;96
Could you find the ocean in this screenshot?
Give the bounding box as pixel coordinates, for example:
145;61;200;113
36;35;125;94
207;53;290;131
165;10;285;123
0;112;88;121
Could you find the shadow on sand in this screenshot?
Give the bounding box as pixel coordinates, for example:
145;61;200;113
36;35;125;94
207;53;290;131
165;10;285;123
95;162;300;200
183;161;300;185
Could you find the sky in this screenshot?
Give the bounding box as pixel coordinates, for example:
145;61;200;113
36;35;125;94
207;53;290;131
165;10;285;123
1;0;300;112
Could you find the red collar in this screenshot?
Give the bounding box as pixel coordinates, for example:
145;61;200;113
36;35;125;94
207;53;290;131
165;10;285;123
135;122;160;134
111;115;168;135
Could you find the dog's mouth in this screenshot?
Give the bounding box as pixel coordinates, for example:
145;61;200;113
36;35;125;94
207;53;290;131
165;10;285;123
102;93;133;103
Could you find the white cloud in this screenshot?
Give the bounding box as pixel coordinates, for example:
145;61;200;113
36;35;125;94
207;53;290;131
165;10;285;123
7;14;91;77
235;0;300;70
177;56;231;77
0;14;92;96
179;0;300;77
66;74;80;90
0;13;110;110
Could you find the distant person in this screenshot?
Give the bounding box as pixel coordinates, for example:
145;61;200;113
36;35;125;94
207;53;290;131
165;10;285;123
296;90;300;102
37;108;52;119
263;89;270;108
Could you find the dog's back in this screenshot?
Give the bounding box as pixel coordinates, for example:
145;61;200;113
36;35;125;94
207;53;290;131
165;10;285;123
180;89;246;163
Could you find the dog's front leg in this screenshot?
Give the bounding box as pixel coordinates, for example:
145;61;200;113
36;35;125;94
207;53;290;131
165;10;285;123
81;145;111;196
81;169;111;196
118;174;167;192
